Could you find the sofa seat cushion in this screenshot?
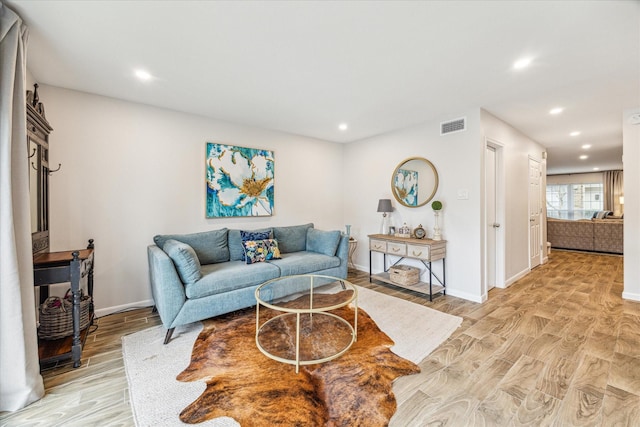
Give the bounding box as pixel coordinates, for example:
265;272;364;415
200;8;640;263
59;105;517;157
154;228;229;264
186;261;280;299
267;251;340;276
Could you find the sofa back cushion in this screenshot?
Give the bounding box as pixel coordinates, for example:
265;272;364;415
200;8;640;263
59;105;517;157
306;228;341;257
228;228;273;261
154;228;229;264
273;223;314;253
163;239;202;284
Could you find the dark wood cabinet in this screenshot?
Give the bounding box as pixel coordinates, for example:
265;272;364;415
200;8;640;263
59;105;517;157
27;84;95;368
33;241;95;368
27;83;53;255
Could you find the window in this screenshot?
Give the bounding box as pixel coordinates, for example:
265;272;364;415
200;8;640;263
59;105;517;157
546;183;603;220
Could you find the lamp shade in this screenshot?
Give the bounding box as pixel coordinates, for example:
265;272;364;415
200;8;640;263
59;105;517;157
619;196;624;204
377;199;393;213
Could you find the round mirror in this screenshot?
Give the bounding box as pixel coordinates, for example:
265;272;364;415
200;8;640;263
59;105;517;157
391;157;439;208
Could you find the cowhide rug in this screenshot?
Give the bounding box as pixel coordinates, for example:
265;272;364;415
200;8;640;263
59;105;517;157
176;290;421;426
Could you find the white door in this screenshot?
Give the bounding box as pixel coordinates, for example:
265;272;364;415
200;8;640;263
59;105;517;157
529;158;542;269
486;146;497;290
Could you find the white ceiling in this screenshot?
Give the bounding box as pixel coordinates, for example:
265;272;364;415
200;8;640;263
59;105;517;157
6;0;639;174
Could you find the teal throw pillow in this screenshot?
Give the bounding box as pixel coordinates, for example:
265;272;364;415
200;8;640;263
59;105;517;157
243;239;282;265
306;229;341;257
163;239;202;284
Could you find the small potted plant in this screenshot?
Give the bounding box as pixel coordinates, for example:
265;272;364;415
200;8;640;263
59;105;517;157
431;200;443;240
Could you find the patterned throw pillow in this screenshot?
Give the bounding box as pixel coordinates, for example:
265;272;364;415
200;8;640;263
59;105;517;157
240;230;272;261
243;239;281;264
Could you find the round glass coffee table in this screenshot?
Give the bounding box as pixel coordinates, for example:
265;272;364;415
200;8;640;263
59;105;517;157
255;274;358;373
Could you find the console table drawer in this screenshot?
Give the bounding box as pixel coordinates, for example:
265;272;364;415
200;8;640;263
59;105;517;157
387;242;407;256
369;239;387;252
407;244;430;260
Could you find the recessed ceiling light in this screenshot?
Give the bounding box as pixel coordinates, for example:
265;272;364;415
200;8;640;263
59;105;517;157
593;167;600;171
549;107;564;115
513;57;532;69
579;155;588;160
581;144;591;149
570;131;581;137
134;69;152;81
338;123;348;131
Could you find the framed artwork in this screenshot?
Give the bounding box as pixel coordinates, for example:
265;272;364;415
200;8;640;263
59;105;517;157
205;143;274;217
394;169;418;206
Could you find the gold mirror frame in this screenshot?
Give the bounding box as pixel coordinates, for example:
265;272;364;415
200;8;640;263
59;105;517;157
391;157;439;208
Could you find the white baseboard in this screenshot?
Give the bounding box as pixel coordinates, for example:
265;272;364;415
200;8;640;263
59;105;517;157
445;288;484;303
504;267;530;288
622;291;640;302
95;299;155;318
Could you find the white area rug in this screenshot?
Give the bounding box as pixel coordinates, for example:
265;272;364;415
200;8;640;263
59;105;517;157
122;286;462;427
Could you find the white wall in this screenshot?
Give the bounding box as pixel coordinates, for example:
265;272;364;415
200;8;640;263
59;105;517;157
480;110;547;288
341;109;545;303
344;110;485;302
39;85;346;315
622;107;640;301
37;86;550;311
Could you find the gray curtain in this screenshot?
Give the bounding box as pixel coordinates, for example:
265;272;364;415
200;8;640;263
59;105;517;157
603;170;624;215
0;3;44;411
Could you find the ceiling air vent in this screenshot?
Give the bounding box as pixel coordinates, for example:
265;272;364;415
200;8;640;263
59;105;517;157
440;117;466;135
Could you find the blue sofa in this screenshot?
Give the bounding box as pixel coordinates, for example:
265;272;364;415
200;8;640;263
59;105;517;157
147;223;348;343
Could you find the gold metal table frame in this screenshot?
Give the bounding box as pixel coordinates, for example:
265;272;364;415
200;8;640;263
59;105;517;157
255;274;358;373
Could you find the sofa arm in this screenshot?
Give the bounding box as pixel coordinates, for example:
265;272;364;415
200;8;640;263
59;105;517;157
334;233;349;279
147;245;187;328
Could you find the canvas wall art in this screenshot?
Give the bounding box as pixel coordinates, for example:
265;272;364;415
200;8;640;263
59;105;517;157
206;143;274;217
394;169;418;207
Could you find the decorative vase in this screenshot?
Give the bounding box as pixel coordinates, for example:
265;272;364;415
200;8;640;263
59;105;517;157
345;224;351;237
433;211;442;241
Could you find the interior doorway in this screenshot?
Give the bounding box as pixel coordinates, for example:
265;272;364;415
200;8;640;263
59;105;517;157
529;157;542;269
485;141;505;295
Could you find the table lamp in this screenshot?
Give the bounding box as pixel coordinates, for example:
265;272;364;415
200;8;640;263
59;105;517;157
377;199;393;234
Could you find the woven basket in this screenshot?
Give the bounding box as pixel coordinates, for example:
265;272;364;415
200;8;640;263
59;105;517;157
38;290;92;340
389;265;420;286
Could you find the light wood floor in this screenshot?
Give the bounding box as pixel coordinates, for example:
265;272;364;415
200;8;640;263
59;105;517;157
2;250;638;426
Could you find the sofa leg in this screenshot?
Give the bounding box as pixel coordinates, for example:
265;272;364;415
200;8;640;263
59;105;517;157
339;280;346;290
152;305;158;313
163;328;175;345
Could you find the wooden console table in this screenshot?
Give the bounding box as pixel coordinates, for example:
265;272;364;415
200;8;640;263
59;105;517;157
368;234;446;301
33;239;95;368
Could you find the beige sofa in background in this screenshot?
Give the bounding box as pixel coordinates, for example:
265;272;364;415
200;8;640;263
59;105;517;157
547;218;623;254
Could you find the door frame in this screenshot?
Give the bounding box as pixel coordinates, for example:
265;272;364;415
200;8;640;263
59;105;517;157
483;139;506;298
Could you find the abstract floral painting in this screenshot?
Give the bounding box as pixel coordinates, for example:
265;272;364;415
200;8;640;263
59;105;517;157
206;143;274;217
394;169;418;206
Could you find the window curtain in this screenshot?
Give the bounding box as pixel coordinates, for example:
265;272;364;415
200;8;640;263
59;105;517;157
0;3;45;411
603;170;624;216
